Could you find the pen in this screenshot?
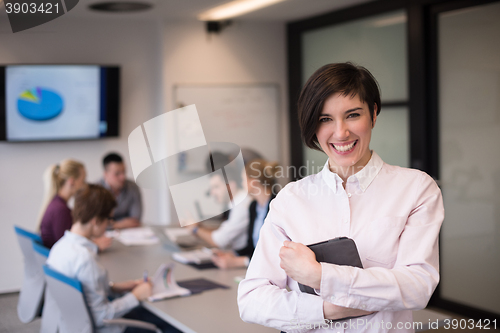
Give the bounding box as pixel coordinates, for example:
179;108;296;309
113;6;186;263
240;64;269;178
143;269;148;282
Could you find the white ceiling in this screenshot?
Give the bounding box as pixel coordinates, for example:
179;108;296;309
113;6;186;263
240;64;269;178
70;0;374;22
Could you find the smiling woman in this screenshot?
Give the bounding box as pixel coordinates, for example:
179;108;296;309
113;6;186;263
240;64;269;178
298;63;381;180
237;63;445;333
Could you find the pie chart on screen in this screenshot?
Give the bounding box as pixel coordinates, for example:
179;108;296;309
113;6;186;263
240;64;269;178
17;87;64;121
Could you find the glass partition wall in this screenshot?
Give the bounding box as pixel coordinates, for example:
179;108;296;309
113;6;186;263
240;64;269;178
437;1;500;315
288;0;500;322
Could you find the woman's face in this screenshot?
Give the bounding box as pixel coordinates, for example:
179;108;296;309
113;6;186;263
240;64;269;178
209;174;229;204
316;93;376;173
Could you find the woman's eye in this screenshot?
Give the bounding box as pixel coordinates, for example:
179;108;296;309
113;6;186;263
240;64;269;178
347;113;360;118
319;117;330;123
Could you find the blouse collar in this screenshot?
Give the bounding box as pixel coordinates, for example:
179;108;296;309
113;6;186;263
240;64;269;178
321;151;384;194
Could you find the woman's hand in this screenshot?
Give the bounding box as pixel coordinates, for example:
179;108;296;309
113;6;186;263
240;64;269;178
323;301;376;320
212;249;248;269
111;279;143;293
131;281;152;301
279;241;321;289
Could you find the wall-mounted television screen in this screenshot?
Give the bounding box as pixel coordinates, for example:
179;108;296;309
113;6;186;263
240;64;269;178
0;65;119;142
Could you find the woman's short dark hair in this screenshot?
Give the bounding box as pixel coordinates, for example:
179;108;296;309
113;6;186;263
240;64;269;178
72;184;116;225
298;62;381;151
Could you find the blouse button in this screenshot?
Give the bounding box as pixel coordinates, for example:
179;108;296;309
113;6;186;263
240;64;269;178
347;193;352;198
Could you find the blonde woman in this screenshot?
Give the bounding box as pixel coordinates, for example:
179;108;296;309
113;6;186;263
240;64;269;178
39;160;113;251
212;159;280;269
39;159;88;248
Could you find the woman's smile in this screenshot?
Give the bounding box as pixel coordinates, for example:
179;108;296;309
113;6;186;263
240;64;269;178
330;139;358;153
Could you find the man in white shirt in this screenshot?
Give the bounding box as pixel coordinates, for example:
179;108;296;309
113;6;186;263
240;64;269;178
189;164;251;251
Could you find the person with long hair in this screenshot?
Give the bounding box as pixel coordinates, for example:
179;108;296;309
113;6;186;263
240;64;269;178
238;63;444;332
39;159;87;249
212;159;280;269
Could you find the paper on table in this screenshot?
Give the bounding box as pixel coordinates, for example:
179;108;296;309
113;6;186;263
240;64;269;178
108;227;159;246
148;263;191;302
164;227;191;242
172;248;213;265
105;230;119;238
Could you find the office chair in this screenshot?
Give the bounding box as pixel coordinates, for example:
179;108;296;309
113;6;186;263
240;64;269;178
14;225;45;323
43;265;161;333
32;242;59;333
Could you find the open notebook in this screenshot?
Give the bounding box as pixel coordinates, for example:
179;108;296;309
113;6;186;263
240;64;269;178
171;248;213;265
148;263;191;302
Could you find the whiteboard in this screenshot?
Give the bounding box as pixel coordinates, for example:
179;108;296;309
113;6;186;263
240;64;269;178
173;84;281;162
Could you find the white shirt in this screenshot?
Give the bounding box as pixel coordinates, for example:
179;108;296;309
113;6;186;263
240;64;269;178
47;231;139;333
238;152;444;333
212;191;252;250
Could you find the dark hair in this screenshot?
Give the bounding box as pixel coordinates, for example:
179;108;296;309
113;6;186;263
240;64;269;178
103;152;123;169
72;184;116;225
298;62;381;151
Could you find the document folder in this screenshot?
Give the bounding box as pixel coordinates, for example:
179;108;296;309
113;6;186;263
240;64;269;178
298;237;363;294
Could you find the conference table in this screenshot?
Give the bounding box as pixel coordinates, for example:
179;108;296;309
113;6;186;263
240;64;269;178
99;227;277;333
98;227;451;333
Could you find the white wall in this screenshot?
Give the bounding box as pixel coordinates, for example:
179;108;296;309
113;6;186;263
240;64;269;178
162;20;289;223
0;17;288;292
0;16;167;292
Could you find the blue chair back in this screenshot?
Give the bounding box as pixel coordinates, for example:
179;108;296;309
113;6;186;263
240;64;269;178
32;241;50;259
32;242;59;333
14;226;45;323
43;265;95;333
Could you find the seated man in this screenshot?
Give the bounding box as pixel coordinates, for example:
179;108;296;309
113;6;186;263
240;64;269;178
189;164;252;252
99;152;142;229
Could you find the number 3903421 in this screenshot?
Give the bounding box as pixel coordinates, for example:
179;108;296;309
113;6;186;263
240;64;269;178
5;2;59;14
443;319;497;330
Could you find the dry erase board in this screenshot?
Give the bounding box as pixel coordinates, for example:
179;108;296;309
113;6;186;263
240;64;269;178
173;84;281;162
